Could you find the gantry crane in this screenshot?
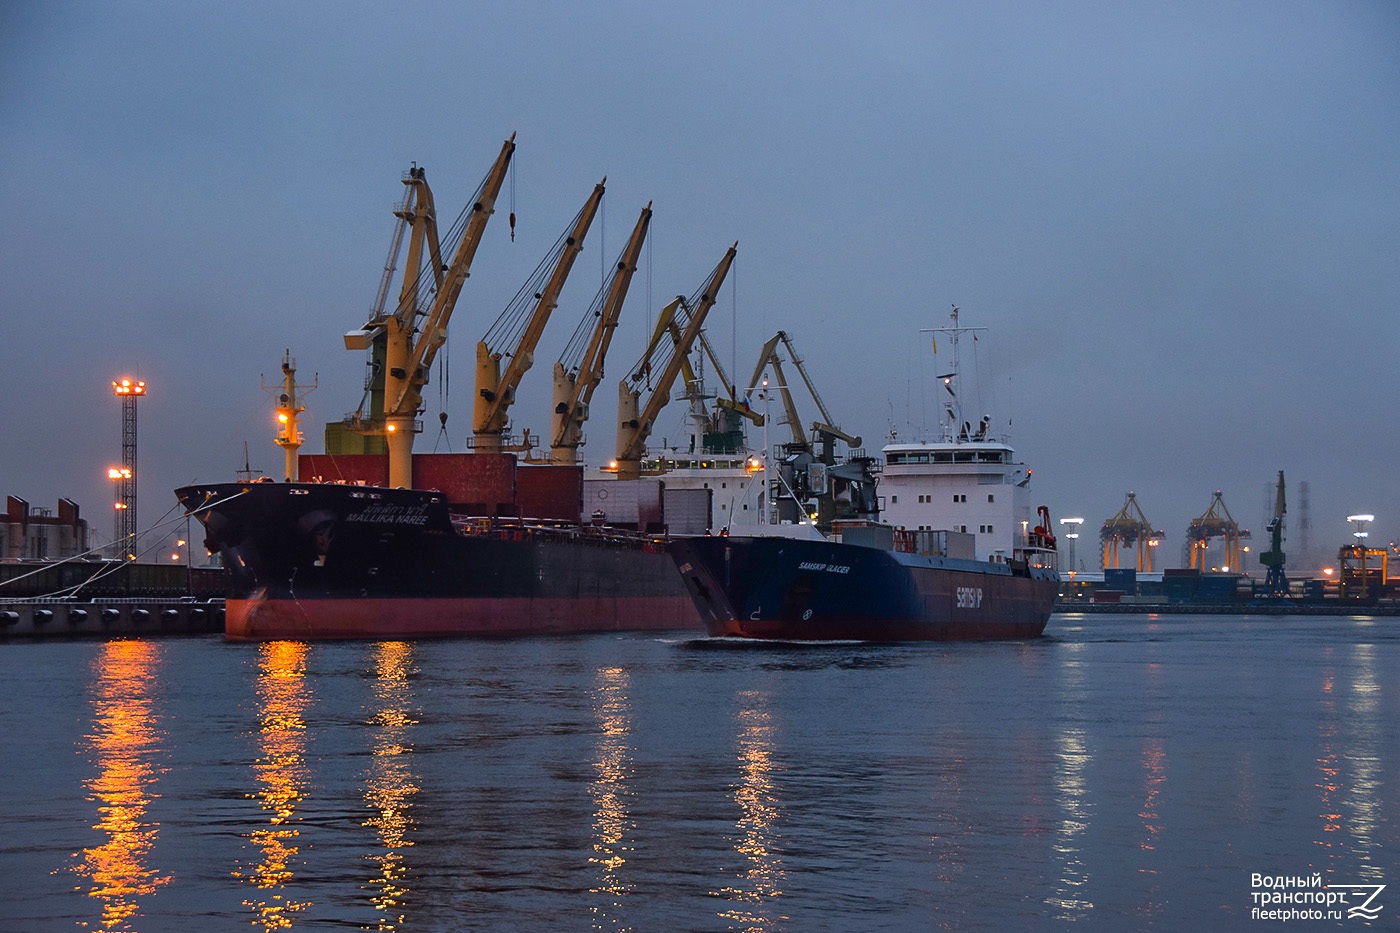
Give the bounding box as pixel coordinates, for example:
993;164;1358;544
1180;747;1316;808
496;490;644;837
1101;492;1163;571
614;244;738;480
548;203;652;464
1187;490;1250;572
1258;471;1288;596
473;180;606;452
341;135;516;488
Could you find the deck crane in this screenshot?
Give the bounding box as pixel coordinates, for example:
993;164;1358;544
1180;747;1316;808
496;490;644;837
745;330;861;464
1100;492;1163;571
614;244;738;480
341;134;516;488
1187;490;1250;572
1258;471;1288;596
549;203;652;464
659;305;762;456
473;180;606;452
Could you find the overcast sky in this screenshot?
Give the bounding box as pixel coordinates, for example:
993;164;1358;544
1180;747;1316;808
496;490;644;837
3;1;1396;569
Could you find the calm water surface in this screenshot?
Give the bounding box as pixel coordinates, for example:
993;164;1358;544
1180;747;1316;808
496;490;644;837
2;614;1397;931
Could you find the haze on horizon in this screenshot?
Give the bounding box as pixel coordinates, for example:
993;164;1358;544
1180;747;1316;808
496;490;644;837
2;1;1397;570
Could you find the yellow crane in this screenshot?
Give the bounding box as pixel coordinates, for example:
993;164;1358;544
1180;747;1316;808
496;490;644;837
1187;490;1249;572
473;180;606;452
341;135;516;488
1100;492;1162;571
655;299;762;456
549;203;652;463
614;244;738;480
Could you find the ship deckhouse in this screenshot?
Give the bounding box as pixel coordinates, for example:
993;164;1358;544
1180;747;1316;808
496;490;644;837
878;306;1038;562
878;438;1032;562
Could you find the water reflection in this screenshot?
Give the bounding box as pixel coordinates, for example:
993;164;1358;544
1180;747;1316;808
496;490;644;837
239;641;313;930
1314;652;1342;873
1343;643;1382;881
1315;642;1385;882
716;688;785;931
71;640;171;930
587;665;635;929
363;641;420;931
1048;642;1094;919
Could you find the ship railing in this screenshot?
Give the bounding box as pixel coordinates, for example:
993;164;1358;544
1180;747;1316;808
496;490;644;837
450;515;665;551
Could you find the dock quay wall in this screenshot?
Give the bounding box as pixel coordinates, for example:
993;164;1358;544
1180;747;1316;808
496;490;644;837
0;598;225;638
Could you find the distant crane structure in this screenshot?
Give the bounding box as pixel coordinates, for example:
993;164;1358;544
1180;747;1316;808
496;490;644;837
614;244;738;480
1187;490;1250;572
1258;471;1288;596
662;299;763;456
1101;492;1162;571
744;330;862;464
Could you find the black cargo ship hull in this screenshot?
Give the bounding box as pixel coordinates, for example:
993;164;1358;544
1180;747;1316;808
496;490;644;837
177;482;699;640
669;534;1056;640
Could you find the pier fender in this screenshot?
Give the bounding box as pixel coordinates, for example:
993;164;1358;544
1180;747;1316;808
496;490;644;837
189;607;205;619
131;608;150;622
161;609;180;621
0;610;19;626
33;609;54;624
68;608;88;622
100;608;121;621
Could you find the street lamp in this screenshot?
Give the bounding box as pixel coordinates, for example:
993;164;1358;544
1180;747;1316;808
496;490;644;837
1059;517;1084;571
1347;514;1375;599
107;466;133;558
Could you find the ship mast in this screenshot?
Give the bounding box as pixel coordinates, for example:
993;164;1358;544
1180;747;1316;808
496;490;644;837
264;350;317;481
921;305;987;442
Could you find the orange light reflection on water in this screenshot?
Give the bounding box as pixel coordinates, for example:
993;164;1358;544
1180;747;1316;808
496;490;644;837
70;639;172;931
239;641;312;930
715;689;786;931
363;641;420;931
587;665;635;929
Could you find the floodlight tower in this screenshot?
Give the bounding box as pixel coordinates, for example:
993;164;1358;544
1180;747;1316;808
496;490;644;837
1059;517;1084;571
112;378;145;559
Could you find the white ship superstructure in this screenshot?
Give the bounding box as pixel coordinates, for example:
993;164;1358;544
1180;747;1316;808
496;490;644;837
878;307;1037;562
879;438;1032;561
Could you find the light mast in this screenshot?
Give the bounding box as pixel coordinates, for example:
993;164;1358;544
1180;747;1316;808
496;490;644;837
265;350;317;481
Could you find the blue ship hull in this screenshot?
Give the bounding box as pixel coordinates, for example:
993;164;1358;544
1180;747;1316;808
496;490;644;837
669;534;1056;641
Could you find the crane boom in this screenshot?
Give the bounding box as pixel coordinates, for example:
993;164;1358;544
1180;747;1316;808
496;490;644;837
474;180;606;451
744;330;861;455
550;202;652;462
614;244;738;479
340;134;515;489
